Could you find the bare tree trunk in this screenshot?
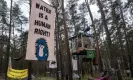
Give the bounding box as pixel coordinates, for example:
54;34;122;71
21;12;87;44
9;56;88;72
85;0;103;72
0;19;4;73
111;2;123;80
62;0;73;80
5;0;13;79
28;0;32;80
12;23;15;68
118;0;133;77
96;0;113;68
55;6;60;80
59;38;64;79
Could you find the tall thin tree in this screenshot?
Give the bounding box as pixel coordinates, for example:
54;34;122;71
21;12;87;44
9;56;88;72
96;0;113;68
62;0;73;80
85;0;103;72
5;0;13;79
118;0;133;77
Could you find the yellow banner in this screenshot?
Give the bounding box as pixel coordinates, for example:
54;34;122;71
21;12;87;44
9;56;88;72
7;68;28;79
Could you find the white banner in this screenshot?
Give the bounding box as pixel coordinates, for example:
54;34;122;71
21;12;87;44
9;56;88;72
26;0;55;61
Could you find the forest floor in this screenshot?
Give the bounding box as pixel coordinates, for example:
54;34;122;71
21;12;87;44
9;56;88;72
32;75;133;80
32;77;132;80
0;74;133;80
0;77;132;80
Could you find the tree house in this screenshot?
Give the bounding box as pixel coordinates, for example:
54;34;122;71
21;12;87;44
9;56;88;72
69;32;98;65
69;32;94;55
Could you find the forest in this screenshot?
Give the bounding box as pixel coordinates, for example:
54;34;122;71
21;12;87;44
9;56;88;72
0;0;133;80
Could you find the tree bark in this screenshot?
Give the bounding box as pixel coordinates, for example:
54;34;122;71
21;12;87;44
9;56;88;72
55;6;60;80
62;0;73;80
0;14;4;74
59;35;64;80
96;0;112;48
85;0;103;72
5;0;13;79
28;0;32;79
111;2;123;79
118;0;133;77
96;0;113;68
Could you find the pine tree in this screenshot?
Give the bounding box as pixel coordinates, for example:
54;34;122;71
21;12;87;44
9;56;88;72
0;0;9;74
67;0;81;35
